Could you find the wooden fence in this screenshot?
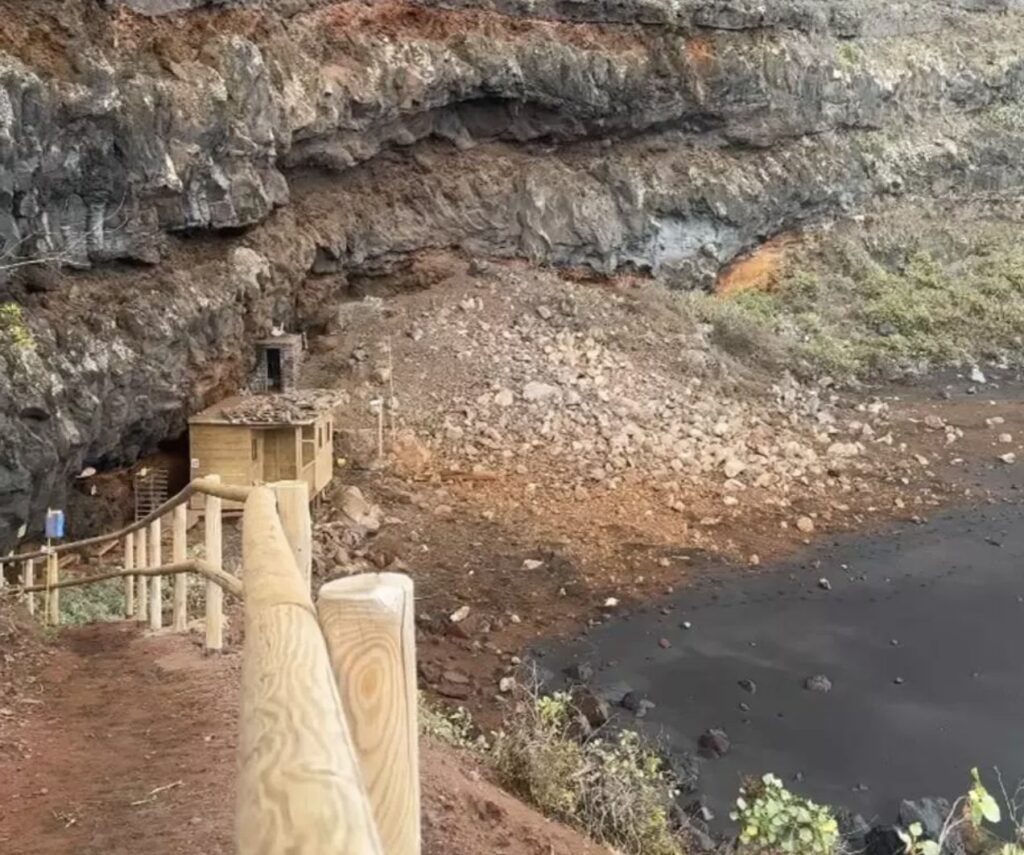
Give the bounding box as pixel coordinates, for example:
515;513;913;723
0;477;418;855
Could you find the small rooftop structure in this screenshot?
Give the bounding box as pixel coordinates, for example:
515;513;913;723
188;390;339;511
251;333;303;393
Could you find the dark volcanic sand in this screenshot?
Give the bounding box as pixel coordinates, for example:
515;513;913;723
545;499;1024;827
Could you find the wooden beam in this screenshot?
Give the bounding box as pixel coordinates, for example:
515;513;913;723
270;480;312;590
237;486;383;855
204;477;223;652
135;525;148;623
16;559;241;598
318;574;420;855
23;559;34;616
124;532;135;617
45;552;59;626
172;504;188;632
14;477;251;564
148;517;162;630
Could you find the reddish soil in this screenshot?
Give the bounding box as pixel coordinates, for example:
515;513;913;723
0;0;656;80
0;618;606;855
0;623;237;855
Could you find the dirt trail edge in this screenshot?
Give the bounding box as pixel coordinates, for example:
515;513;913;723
0;621;607;855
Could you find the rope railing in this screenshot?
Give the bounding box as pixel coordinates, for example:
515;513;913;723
0;475;421;854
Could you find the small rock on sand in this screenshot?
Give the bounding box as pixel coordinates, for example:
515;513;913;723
804;674;833;693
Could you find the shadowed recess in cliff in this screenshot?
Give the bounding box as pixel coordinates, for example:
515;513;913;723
3;0;1024;548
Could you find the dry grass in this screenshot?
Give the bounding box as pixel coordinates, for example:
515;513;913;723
491;688;686;855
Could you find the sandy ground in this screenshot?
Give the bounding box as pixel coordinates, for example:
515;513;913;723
542;382;1024;828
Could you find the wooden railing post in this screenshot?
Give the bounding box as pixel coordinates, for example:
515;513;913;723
45;551;59;626
148;516;162;630
135;525;148;622
23;559;35;616
204;476;223;652
124;532;135;617
172;503;188;632
318;574;420;855
237;487;383;855
270;480;312;590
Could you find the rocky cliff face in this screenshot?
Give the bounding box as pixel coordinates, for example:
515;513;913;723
2;0;1024;546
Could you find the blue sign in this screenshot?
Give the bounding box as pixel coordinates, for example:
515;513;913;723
44;509;65;540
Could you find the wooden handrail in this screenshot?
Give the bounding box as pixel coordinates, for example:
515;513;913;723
4;475;412;851
236;486;383;855
12;477;252;563
9;558;243;597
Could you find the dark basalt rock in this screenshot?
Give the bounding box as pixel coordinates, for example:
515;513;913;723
3;0;1024;547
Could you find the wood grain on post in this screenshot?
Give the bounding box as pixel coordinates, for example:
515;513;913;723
124;532;135;617
172;503;188;632
270;480;312;589
24;559;35;616
318;573;420;855
45;552;59;626
148;517;163;630
135;525;148;622
204;477;223;652
237;486;383;855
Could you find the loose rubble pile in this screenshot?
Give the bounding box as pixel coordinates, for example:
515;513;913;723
311;485;389;579
211;390;344;424
319;264;907;513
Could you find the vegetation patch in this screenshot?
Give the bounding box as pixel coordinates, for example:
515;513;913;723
686;222;1024;382
0;301;34;353
731;772;839;854
421;688;683;854
58;579;126;625
419;693;480;751
492;690;684;855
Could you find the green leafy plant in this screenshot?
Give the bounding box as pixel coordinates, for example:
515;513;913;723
900;769;1022;855
899;821;940;855
58;579;126;625
0;301;34;352
730;772;840;854
970;767;1002;827
418;693;482;750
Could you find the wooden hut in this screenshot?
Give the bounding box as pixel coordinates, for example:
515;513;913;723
188;391;337;512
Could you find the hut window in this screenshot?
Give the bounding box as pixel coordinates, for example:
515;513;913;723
301;424;315;467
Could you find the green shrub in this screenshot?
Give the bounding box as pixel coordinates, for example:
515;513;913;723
730;772;839;855
58;579;126;625
0;302;34;353
492;690;683;855
419;693;481;750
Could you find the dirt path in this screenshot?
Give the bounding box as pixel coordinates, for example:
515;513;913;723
0;623;238;855
0;619;608;855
